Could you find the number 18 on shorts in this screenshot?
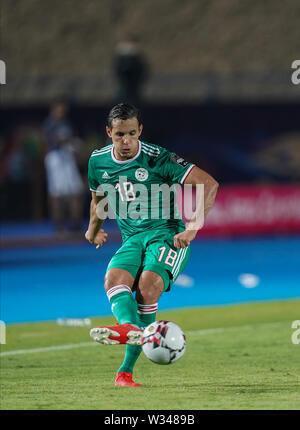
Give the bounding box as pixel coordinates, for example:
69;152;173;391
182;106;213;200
107;229;190;292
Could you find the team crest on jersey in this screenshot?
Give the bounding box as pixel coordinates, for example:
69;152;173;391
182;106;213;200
135;168;149;181
171;153;189;167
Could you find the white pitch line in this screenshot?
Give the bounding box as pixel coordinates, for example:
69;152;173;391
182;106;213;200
0;342;97;357
0;321;287;357
186;321;285;337
186;328;225;336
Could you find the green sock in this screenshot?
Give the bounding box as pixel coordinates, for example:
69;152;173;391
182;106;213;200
118;309;157;374
109;291;139;325
108;290;140;374
138;311;157;330
118;344;142;373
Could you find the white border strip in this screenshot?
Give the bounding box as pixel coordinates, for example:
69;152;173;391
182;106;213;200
141;148;159;158
180;164;195;184
91;149;112;158
171;248;183;275
142;142;160;154
111;141;141;164
173;247;188;279
92;145;113;154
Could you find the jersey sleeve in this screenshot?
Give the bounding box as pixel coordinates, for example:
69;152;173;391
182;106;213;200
159;150;195;184
88;156;99;192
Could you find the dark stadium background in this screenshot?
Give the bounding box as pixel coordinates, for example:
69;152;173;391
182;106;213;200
1;0;300;324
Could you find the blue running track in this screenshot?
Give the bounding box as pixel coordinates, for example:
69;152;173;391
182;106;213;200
1;237;299;324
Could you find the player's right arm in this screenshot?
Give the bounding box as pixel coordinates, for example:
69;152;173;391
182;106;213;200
85;191;108;249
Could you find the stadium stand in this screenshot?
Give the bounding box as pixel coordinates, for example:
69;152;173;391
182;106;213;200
1;0;300;104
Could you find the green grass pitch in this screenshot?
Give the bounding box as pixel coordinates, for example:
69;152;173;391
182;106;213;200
1;299;299;410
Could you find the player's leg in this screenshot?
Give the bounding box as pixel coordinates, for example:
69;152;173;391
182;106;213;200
136;269;166;329
104;268;139;327
118;230;191;386
105;267;149;387
103;269;166;385
105;269;163;381
90;234;143;346
90;267;143;386
89;237;144;387
90;268;142;345
117;269;168;384
136;229;191;330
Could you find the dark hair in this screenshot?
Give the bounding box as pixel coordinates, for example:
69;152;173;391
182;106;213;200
107;103;141;129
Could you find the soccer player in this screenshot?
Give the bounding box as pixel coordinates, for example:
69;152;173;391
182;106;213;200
85;103;219;387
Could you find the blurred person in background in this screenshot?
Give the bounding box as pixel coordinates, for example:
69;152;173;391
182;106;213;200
43;100;85;235
112;34;149;106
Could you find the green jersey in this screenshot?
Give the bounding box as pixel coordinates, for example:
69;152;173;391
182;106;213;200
88;140;194;241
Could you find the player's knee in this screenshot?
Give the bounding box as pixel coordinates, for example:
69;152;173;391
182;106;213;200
137;271;165;304
104;268;134;292
137;286;158;304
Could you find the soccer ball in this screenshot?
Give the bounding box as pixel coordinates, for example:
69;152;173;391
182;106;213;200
141;320;186;365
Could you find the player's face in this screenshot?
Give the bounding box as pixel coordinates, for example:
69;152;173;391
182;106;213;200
106;117;143;160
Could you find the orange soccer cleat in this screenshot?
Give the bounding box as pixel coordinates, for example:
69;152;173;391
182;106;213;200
114;372;142;387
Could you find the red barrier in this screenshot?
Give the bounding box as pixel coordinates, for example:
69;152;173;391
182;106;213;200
179;184;300;236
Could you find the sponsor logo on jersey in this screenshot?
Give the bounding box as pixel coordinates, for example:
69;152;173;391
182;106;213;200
171;153;189;167
135;168;149;181
102;171;111;179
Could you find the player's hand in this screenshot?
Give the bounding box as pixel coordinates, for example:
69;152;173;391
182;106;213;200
173;230;197;249
85;229;108;249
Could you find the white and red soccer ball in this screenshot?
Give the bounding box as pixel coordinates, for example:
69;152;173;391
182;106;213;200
141;320;186;365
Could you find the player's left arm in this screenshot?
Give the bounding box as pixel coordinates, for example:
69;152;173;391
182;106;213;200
174;166;219;249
